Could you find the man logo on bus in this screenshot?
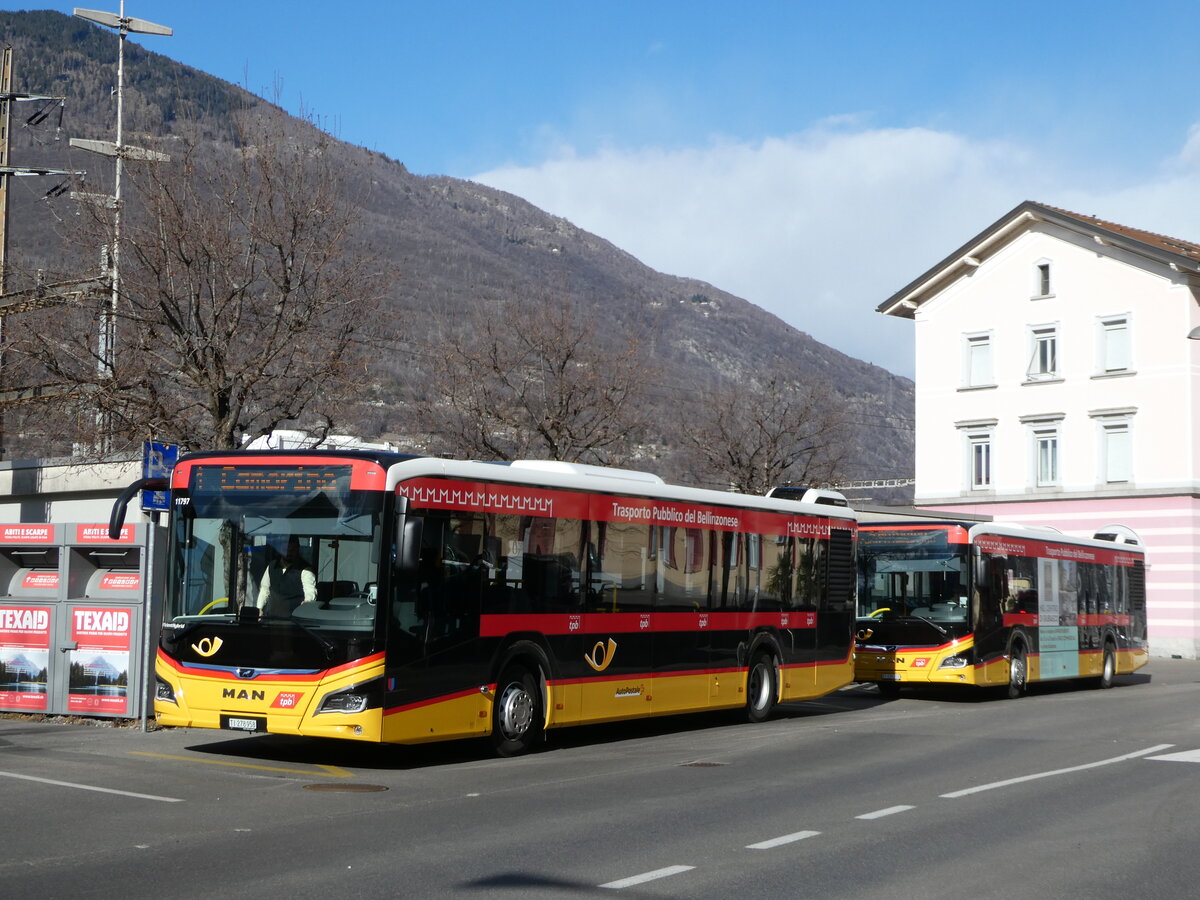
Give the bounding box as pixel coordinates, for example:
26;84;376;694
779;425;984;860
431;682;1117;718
192;636;223;658
585;638;618;672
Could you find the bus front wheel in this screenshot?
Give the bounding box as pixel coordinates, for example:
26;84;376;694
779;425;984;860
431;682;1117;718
746;654;777;723
491;664;545;757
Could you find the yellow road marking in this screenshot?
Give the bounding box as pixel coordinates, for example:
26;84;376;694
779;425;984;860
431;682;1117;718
129;751;354;779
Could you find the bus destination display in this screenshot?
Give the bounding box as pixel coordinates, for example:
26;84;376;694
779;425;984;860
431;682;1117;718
192;465;350;494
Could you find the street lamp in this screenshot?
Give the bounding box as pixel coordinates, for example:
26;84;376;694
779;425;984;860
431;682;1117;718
70;4;170;448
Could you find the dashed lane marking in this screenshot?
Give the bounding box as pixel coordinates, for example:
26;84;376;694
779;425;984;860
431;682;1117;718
856;805;915;820
600;865;695;889
940;744;1175;799
746;830;821;850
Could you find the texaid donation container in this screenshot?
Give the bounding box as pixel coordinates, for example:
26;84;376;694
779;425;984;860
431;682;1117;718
0;522;160;718
0;524;61;713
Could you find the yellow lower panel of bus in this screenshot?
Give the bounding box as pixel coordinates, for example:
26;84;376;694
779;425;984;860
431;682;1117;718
786;659;855;701
554;660;854;728
381;689;492;744
855;639;981;687
857;643;1148;689
156;654;387;742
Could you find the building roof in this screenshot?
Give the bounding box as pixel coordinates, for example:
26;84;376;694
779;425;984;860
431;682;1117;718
878;200;1200;318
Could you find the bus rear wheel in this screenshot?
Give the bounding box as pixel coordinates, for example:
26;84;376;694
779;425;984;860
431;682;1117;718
491;664;545;757
746;654;777;723
1006;645;1027;699
1096;644;1117;689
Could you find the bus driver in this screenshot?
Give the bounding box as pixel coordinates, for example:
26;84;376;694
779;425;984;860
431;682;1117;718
257;536;317;615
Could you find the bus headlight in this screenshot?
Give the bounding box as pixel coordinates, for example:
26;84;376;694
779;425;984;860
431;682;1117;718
938;654;969;669
155;678;178;704
316;678;382;715
318;691;369;714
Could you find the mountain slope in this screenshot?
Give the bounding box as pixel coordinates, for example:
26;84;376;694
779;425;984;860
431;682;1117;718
0;10;914;498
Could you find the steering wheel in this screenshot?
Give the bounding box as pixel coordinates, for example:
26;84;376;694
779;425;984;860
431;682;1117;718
197;597;231;615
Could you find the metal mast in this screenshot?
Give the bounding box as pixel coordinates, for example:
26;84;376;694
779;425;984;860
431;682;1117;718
71;4;171;447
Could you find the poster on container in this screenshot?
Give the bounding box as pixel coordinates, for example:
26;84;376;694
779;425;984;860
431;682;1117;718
0;605;52;711
67;606;132;714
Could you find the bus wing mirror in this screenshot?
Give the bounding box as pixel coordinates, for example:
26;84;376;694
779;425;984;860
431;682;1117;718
109;476;169;539
394;496;423;573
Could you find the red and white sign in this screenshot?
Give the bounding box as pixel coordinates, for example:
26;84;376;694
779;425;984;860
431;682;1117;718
0;605;52;647
0;605;52;712
20;571;59;591
67;605;133;714
98;572;140;592
75;524;135;544
0;524;54;544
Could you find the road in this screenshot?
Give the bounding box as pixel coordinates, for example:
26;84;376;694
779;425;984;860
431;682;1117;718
2;658;1198;898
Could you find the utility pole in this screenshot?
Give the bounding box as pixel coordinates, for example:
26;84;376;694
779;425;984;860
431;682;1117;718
71;4;171;451
0;46;89;456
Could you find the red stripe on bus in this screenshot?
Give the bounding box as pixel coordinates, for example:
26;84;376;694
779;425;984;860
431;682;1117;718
1003;613;1134;627
479;610;819;637
158;648;384;681
396;476;852;538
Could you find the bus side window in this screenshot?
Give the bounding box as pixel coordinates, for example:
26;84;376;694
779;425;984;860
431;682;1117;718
591;520;652;612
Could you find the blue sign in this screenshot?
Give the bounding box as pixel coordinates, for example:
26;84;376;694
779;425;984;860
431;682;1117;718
141;440;179;511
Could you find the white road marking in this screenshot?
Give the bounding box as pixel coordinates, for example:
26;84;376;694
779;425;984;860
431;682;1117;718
0;769;184;803
600;865;695;889
940;744;1175;799
746;830;821;850
856;805;915;820
1147;748;1200;763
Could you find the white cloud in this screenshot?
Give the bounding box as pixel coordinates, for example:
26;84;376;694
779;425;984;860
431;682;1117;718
474;122;1200;378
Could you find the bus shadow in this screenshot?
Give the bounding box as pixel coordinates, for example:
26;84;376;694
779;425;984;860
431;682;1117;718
182;688;888;771
874;672;1152;703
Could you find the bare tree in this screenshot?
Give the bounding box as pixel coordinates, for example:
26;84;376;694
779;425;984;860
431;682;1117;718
678;370;849;495
3;107;391;454
417;295;656;464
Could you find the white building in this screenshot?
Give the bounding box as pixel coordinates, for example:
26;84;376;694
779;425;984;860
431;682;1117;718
879;201;1200;659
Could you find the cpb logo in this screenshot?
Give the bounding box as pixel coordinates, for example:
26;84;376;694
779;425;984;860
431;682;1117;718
584;638;618;672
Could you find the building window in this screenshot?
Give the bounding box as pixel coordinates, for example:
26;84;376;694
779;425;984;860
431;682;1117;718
1091;408;1136;484
1102;423;1131;483
1097;315;1131;375
957;419;997;492
1034;260;1053;298
1027;325;1059;380
1034;427;1059;486
969;433;992;489
962;332;994;388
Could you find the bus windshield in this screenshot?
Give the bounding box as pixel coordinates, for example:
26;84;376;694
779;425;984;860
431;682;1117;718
166;469;385;634
857;526;969;627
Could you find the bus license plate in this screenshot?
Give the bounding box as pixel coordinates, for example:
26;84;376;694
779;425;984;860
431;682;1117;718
881;673;900;681
222;715;265;732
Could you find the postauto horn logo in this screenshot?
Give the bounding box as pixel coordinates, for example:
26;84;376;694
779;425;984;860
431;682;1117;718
584;638;618;672
192;636;223;658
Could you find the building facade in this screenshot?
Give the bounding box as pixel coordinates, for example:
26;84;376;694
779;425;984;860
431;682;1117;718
880;201;1200;658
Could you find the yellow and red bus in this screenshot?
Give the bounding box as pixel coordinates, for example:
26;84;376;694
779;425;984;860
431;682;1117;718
117;451;858;755
853;519;1147;697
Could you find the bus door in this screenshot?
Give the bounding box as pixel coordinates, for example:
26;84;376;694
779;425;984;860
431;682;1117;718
651;525;713;713
385;510;486;719
582;519;654;719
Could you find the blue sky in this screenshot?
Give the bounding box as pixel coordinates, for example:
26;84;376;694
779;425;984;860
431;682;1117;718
11;1;1200;376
